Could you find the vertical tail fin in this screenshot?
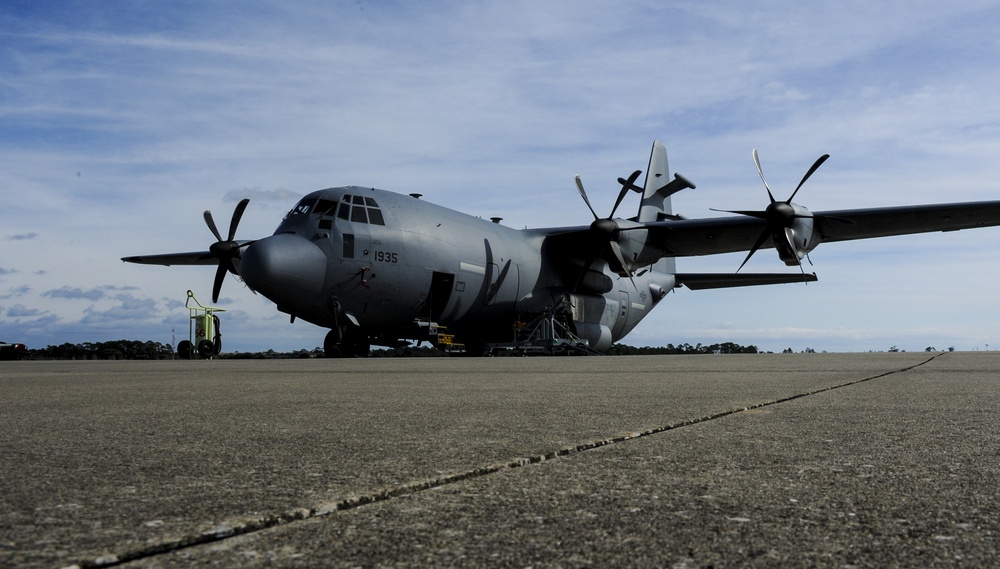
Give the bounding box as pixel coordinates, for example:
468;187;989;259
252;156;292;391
641;141;674;273
639;140;672;224
638;140;695;274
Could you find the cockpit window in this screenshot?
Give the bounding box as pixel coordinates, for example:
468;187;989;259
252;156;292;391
337;194;385;226
351;205;369;223
290;198;316;216
314;199;338;216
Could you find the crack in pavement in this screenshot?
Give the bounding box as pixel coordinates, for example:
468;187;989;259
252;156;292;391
70;353;944;568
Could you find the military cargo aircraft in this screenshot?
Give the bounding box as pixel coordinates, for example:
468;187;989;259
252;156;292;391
123;141;1000;356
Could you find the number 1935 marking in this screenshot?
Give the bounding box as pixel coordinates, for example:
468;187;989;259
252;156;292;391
374;251;398;263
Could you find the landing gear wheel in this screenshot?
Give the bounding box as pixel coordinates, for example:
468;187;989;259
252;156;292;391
324;328;370;358
342;327;370;357
345;338;370;358
177;340;193;360
324;329;342;358
459;340;493;357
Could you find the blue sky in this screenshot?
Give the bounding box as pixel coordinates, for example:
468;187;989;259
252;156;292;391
3;1;1000;353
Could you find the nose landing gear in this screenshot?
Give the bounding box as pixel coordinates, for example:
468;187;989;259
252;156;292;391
323;298;370;358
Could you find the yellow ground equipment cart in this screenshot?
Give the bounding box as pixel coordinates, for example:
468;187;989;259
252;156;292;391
177;290;226;359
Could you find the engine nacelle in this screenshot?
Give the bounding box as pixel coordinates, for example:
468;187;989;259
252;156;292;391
576;268;613;294
775;204;819;266
574;322;613;352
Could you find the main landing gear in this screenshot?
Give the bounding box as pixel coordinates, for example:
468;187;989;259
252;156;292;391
324;328;370;358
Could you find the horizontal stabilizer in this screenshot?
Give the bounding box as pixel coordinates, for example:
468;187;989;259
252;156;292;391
675;272;817;290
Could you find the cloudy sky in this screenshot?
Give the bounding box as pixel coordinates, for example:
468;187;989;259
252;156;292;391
3;1;1000;353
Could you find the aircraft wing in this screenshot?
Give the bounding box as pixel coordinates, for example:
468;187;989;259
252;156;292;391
537;224;821;290
121;251;217;266
650;200;1000;257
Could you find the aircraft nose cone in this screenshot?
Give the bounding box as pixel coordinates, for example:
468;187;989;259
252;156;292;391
241;234;327;307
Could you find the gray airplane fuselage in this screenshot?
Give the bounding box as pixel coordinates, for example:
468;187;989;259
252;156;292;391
238;186;672;351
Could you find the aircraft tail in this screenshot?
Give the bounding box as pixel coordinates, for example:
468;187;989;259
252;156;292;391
639;140;672;224
639;140;694;274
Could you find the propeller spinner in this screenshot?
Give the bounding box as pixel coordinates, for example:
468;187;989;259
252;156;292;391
203;198;255;302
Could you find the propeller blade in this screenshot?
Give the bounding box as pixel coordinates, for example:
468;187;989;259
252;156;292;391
212;263;227;303
207;199;253;303
609;186;630;219
615;169;644;192
610;170;643;218
736;228;772;273
203;210;223;242
574;175;599;220
752;148;777;204
608;241;637;290
784;227;799;260
788;154;830;202
227;198;250;241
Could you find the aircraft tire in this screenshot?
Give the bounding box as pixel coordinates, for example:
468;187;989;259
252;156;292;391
348;338;371;358
177;340;193;360
324;328;371;358
459;340;493;357
323;329;341;358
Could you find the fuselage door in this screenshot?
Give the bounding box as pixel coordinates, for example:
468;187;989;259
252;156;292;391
612;290;629;338
426;271;455;321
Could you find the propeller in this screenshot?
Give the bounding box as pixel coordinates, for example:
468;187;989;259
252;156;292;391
713;149;840;272
574;170;643;288
203;198;255;302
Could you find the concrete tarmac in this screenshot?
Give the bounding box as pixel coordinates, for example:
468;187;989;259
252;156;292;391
2;352;999;567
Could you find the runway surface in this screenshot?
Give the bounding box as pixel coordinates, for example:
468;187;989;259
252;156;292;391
2;352;999;567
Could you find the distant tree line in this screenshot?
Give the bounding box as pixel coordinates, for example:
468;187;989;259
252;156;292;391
608;342;760;355
24;340;955;360
28;340;174;360
22;340;763;359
